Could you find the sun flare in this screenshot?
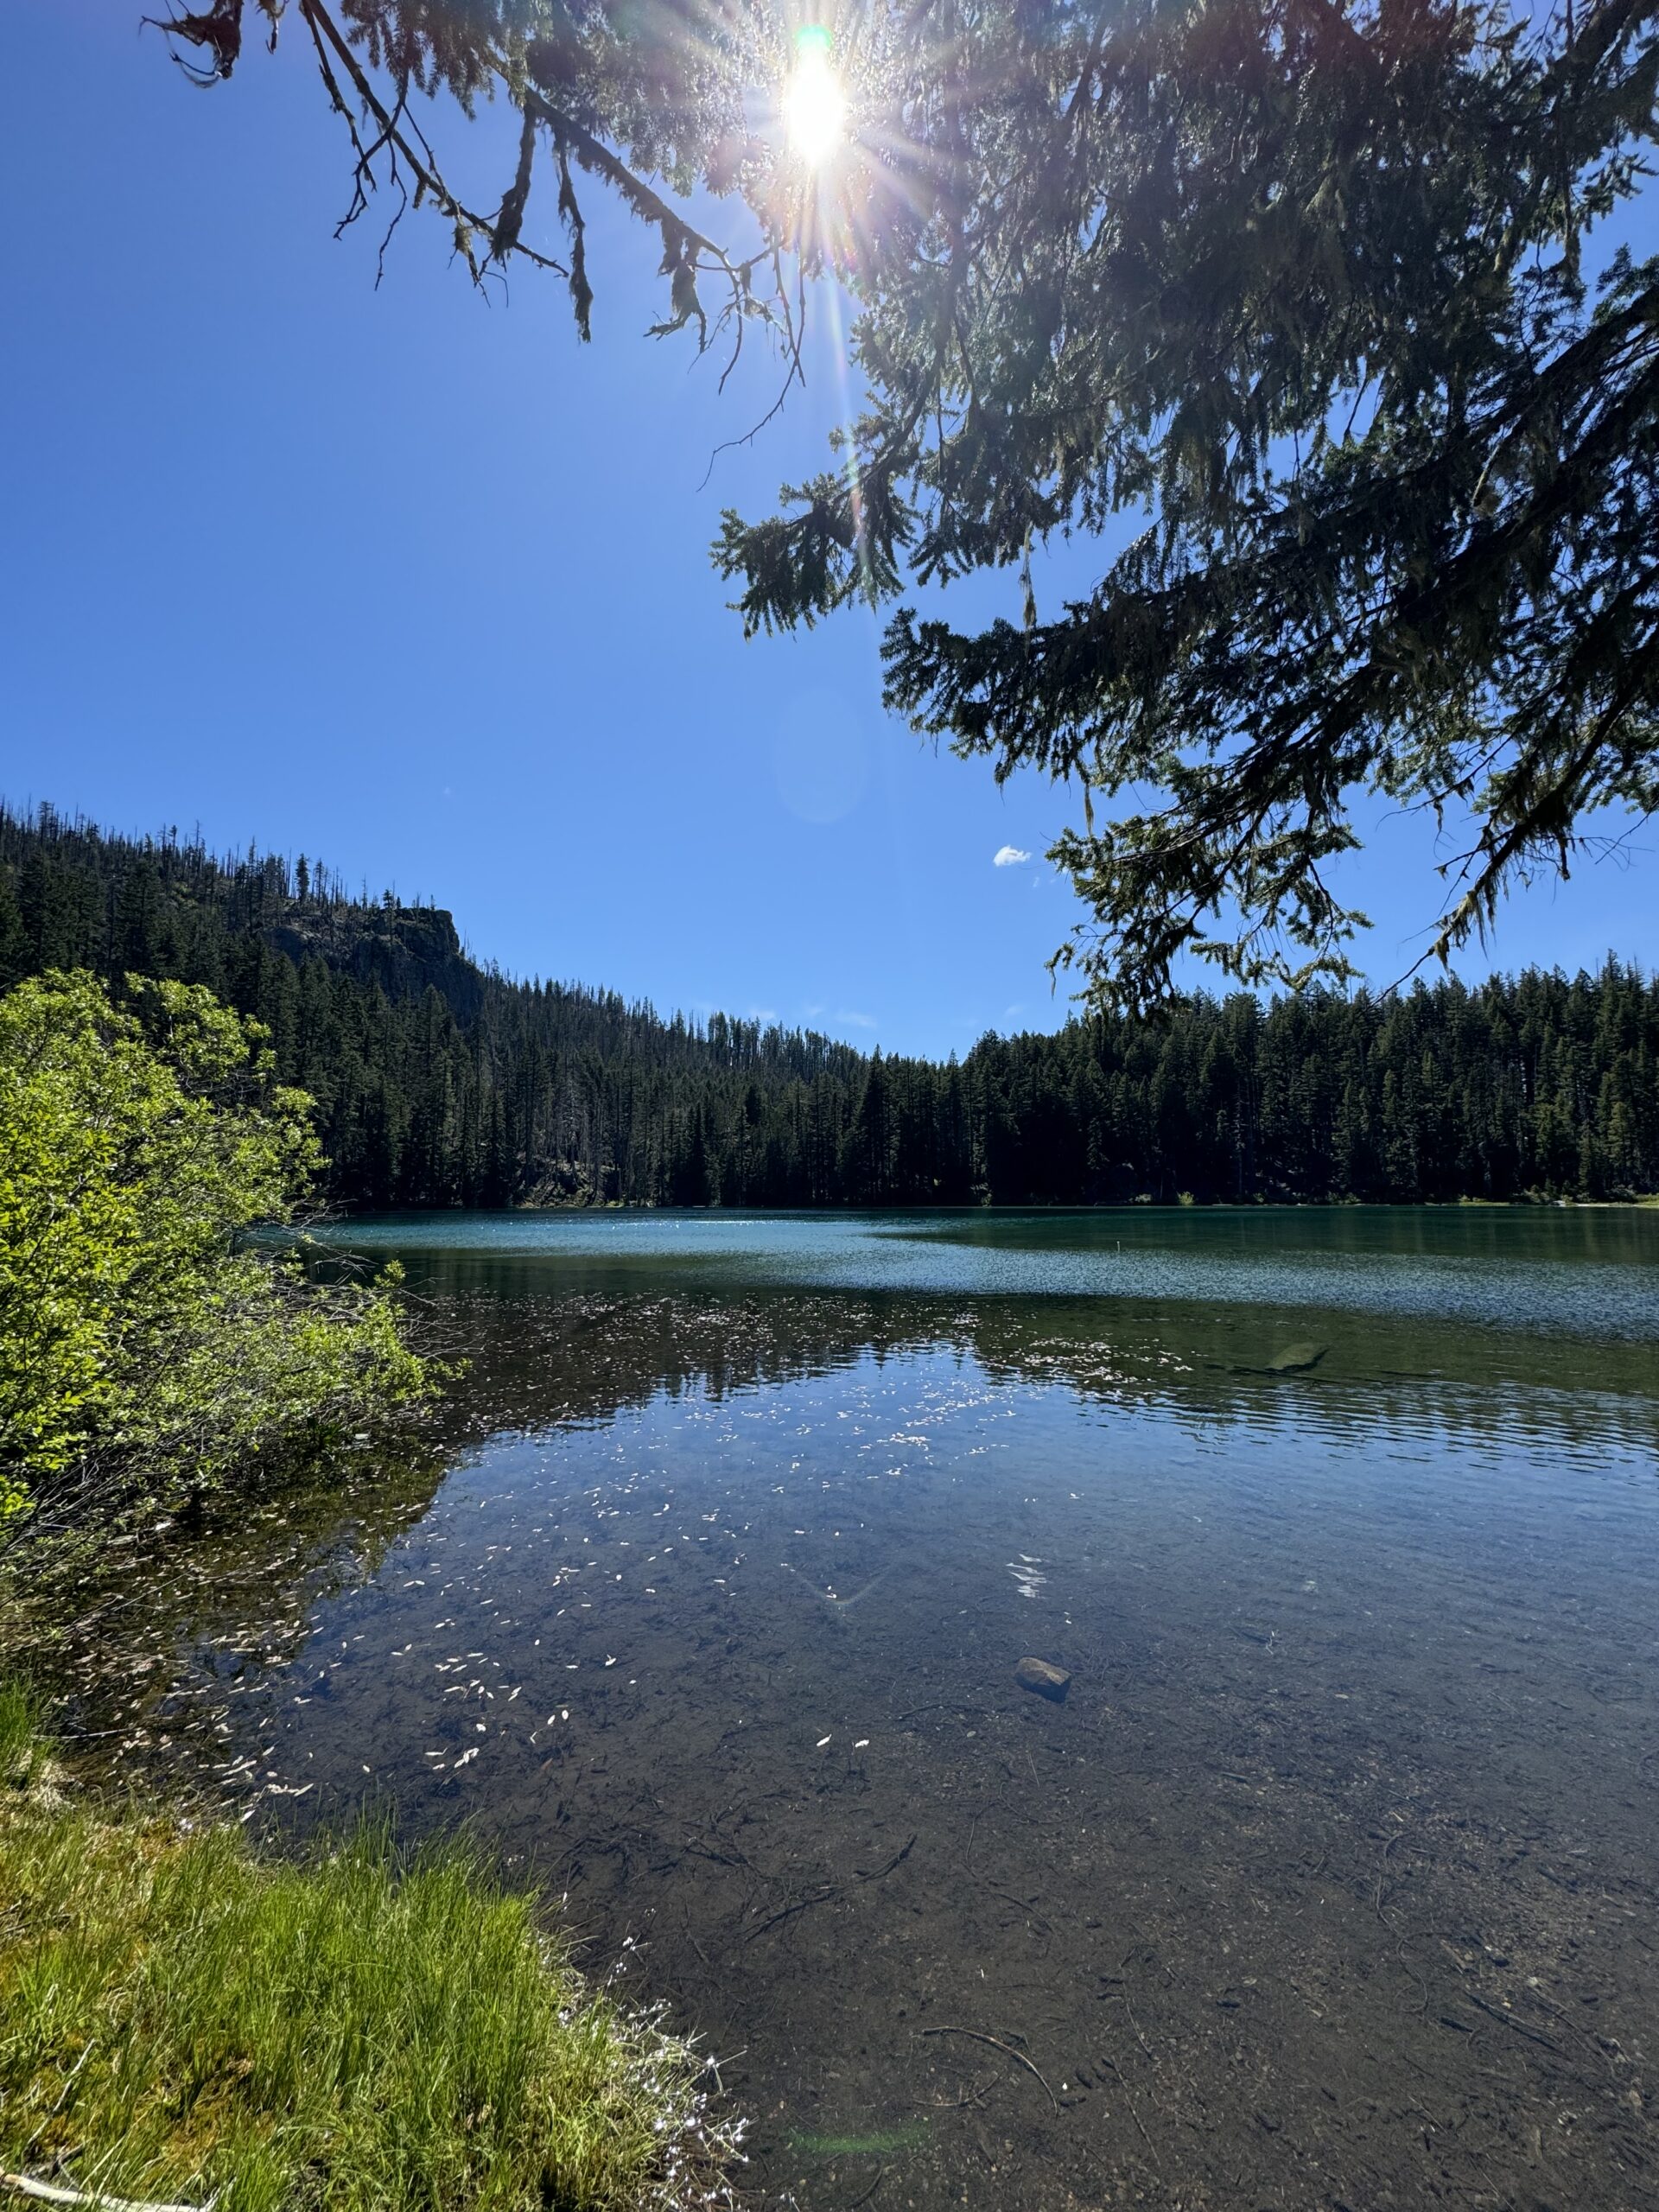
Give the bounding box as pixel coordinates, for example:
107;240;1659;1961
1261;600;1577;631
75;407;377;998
783;28;846;167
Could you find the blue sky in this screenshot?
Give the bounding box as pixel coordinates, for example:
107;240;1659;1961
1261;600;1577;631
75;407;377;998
2;1;1653;1057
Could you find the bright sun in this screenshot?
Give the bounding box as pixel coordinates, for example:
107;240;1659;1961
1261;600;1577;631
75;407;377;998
783;27;846;167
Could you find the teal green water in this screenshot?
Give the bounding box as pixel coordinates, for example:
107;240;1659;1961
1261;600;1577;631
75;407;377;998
318;1201;1659;1332
59;1209;1659;2209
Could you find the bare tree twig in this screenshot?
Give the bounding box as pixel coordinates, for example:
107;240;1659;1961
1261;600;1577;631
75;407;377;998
918;2026;1059;2113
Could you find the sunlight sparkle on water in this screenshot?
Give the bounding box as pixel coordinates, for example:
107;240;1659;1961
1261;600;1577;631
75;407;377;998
784;27;846;167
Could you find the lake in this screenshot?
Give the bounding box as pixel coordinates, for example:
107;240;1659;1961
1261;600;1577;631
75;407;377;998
44;1208;1659;2209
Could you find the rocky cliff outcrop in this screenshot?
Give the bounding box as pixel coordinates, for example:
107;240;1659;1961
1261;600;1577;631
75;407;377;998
263;904;486;1018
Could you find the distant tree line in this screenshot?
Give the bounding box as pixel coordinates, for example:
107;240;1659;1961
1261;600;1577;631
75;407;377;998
2;806;1654;1207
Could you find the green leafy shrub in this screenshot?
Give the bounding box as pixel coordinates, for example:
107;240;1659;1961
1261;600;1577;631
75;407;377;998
0;971;427;1522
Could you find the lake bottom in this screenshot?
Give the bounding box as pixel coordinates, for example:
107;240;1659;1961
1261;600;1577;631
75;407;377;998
40;1281;1659;2210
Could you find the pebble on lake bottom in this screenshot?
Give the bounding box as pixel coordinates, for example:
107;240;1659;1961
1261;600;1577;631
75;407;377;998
1014;1656;1071;1701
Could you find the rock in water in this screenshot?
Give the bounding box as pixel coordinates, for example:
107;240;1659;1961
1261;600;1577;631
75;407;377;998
1015;1656;1071;1702
1266;1342;1325;1373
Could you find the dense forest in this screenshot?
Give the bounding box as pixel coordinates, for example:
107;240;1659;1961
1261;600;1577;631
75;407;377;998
2;804;1655;1208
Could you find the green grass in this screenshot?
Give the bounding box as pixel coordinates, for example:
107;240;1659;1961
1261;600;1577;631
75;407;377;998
0;1719;741;2212
0;1677;42;1787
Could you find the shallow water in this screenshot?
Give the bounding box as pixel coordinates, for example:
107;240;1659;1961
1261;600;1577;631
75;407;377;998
40;1211;1659;2209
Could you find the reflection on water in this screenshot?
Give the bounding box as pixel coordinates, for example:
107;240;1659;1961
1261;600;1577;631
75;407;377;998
22;1211;1659;2211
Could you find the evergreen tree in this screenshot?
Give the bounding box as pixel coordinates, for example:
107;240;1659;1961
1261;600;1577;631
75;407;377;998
151;2;1658;1008
843;1051;892;1204
1;804;1654;1210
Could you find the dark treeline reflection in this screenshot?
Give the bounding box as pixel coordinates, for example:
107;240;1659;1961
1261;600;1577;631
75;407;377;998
423;1280;1659;1458
6;805;1658;1209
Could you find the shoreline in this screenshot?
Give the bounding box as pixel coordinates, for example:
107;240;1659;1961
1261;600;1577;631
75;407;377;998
0;1694;742;2212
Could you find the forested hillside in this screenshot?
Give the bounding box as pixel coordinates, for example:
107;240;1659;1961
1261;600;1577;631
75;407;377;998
2;805;1654;1207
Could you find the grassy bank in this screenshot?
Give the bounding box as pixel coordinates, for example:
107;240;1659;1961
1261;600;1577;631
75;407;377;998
0;1692;740;2212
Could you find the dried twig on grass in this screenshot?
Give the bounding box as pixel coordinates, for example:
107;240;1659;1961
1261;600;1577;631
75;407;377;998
2;2174;218;2212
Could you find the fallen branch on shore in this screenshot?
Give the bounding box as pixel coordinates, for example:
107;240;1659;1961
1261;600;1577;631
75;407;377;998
2;2171;217;2212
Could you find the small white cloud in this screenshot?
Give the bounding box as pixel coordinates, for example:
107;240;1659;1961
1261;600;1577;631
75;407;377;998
837;1010;878;1029
993;844;1032;868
